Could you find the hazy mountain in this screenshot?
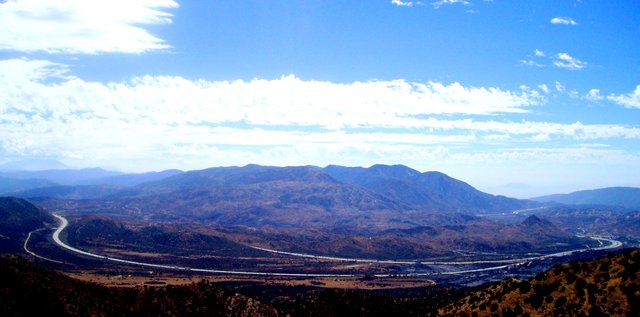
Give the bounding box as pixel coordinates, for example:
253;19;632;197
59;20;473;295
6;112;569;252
0;159;68;171
94;169;183;186
0;177;57;195
0;168;123;186
533;187;640;211
11;184;125;200
324;164;535;213
1;169;182;199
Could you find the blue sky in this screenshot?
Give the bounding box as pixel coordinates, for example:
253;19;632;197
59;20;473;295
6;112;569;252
0;0;639;197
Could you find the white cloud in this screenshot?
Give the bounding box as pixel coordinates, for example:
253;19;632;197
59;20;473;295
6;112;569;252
555;81;565;92
608;85;640;109
0;57;72;83
2;58;640;174
392;0;421;6
521;59;544;67
585;88;603;101
550;17;577;25
431;0;470;8
553;53;587;70
537;84;550;94
0;0;178;54
523;50;587;70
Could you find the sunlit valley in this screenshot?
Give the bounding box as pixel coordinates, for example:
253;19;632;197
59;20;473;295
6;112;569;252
1;1;640;316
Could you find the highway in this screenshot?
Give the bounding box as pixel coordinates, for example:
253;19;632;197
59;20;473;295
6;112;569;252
251;236;622;266
23;228;64;264
50;213;623;278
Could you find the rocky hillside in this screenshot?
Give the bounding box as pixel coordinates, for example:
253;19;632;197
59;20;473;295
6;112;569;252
440;248;640;316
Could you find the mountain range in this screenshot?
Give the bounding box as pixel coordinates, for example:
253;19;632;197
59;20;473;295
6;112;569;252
533;187;640;211
27;165;538;230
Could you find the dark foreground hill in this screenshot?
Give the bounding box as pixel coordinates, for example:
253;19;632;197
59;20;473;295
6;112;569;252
533;186;640;211
3;249;638;316
0;197;54;253
0;256;278;317
441;248;640;316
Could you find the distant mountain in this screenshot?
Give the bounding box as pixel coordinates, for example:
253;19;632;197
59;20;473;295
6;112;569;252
94;169;183;186
108;165;408;228
35;165;559;238
1;169;183;199
0;168;123;186
441;248;640;316
533;187;640;211
324;164;535;213
0;177;57;195
11;184;125;200
0;158;68;171
0;197;54;253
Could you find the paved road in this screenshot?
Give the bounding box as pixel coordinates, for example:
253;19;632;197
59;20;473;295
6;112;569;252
51;213;356;277
249;236;623;266
50;213;623;278
23;228;64;264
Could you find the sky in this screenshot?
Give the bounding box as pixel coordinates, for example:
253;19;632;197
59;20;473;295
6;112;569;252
0;0;639;198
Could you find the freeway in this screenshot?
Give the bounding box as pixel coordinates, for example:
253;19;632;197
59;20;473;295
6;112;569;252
249;236;622;266
50;213;622;278
51;213;356;277
23;228;64;264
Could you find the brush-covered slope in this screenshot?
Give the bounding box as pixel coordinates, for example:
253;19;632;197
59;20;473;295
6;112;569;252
0;256;278;317
0;197;54;253
440;248;640;316
324;164;534;213
105;165;409;227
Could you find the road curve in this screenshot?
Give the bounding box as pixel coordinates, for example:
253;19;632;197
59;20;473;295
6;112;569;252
51;214;356;277
24;229;64;264
50;213;622;277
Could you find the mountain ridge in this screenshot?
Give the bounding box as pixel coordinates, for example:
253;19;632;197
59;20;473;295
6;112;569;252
533;186;640;211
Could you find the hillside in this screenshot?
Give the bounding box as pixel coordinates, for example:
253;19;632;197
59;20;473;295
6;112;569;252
0;197;54;253
441;248;640;316
0;256;278;317
324;164;534;213
533;187;640;210
52;164;536;228
0;177;57;196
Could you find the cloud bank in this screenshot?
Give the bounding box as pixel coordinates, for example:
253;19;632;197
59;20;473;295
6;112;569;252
0;0;178;54
1;58;639;174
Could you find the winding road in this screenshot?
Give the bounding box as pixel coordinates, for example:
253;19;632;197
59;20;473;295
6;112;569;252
23;228;64;264
48;213;623;278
